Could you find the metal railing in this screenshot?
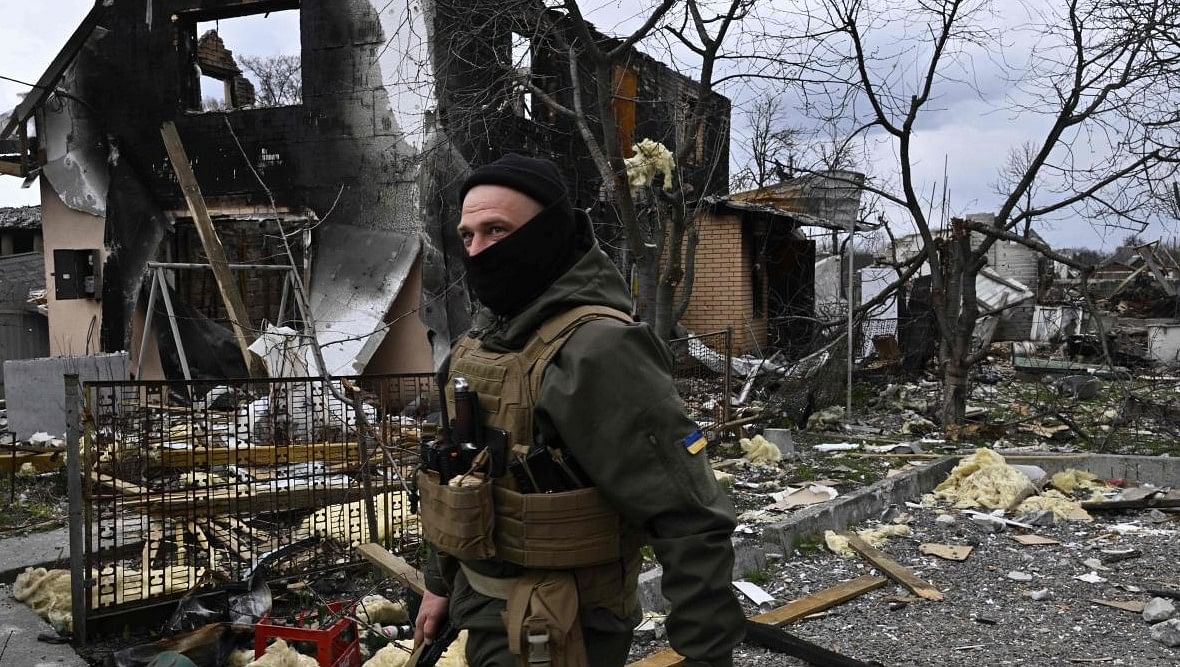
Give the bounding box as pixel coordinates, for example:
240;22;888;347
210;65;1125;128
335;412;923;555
71;373;435;638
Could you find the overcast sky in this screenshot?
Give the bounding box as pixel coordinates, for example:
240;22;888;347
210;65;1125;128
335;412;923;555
1;0;1174;250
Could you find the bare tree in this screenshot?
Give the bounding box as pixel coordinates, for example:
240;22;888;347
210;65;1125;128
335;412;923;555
505;0;751;339
796;0;1180;423
239;55;302;107
732;94;800;191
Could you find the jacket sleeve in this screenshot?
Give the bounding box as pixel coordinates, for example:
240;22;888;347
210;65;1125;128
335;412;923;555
534;319;745;665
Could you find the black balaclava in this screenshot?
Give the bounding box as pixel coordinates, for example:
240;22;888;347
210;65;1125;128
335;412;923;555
459;154;580;316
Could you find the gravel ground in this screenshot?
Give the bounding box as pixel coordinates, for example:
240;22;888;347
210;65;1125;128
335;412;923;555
630;503;1180;666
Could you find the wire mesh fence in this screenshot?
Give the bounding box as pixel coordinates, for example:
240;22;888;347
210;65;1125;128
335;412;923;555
78;373;435;624
667;329;733;429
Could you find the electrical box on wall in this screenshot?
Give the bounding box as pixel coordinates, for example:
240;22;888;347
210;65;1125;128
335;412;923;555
53;249;102;300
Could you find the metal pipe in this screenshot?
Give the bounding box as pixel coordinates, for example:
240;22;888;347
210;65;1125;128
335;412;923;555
146;261;293;272
65;374;86;645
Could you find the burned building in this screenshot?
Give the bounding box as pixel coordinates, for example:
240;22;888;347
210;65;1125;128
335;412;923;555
0;0;730;383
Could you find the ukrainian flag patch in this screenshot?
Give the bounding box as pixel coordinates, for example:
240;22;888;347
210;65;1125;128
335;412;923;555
683;429;707;455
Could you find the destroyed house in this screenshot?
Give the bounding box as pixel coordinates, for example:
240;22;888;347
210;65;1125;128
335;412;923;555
0;0;729;383
683;172;868;357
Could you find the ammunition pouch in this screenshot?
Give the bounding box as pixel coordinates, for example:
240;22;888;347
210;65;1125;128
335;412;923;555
418;470;622;568
504;570;587;667
492;485;621;569
417;470;497;561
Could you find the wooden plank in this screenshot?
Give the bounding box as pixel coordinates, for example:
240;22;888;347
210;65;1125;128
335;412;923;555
159;121;263;377
157;442;361;468
0;451;65;473
88;471;363;516
626;575;888;667
837;531;944;602
356;543;426;596
752;575;888;625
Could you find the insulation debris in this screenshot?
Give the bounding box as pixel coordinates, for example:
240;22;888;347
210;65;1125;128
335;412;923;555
824;525;912;558
739;435;782;464
246;639;319;667
363;629;469;666
1049;469;1108;500
299;491;414;546
929;449;1035;510
713;469;735;489
17;461;38;477
228;650;257;667
13;565;201;633
624;139;675;193
1017;490;1092;522
356;594;409;625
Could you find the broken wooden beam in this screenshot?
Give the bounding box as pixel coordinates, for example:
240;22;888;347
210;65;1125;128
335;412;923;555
836;530;944;601
1081;497;1180;511
159;121;265;378
356;543;426;596
155;442;362;468
626;575;887;667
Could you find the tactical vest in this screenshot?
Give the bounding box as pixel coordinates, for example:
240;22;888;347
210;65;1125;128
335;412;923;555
417;304;643;617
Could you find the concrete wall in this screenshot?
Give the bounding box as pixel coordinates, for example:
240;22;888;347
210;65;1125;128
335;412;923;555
364;257;434;375
3;352;128;440
1147;324;1180;365
40;179;106;357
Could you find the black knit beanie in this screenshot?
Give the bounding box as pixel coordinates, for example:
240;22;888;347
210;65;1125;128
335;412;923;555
459;154;580;317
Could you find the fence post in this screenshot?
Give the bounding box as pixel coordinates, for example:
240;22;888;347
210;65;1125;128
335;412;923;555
64;374;87;645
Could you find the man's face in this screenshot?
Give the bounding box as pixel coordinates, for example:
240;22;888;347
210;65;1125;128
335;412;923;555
458;185;543;256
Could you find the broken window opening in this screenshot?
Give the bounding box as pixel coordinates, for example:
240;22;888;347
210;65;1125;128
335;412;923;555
168;218;307;330
181;8;301;113
510;32;534;119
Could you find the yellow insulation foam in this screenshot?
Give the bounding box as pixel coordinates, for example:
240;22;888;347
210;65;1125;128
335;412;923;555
931;448;1035;510
824;525;912;558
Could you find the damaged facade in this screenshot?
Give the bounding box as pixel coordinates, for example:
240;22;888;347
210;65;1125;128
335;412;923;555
0;0;730;383
0;206;49;397
683;171;868;357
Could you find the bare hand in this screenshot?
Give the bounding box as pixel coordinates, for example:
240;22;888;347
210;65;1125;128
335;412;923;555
414;590;450;647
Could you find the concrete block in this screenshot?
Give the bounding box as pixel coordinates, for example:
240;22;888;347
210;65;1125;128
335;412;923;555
3;353;128;440
762;428;795;459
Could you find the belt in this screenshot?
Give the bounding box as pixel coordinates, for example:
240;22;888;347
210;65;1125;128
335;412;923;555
459;562;516;600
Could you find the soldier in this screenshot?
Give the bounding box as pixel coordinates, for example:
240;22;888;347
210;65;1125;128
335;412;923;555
414;154;743;666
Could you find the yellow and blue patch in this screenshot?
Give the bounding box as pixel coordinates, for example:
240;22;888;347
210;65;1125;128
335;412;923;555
682;429;707;455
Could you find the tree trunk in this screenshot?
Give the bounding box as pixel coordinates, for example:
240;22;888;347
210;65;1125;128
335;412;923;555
939;224;982;425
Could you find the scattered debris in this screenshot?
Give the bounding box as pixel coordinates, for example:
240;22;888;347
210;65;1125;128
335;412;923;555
732;581;776;607
1075;571;1109;584
770;484;839;510
824;525;912;557
918;543;973;561
1143;597;1178;623
928;449;1035;510
1150;619;1180;647
834;530;944;601
1091;599;1147;614
1007;571;1034;582
740;435;783;464
1011;534;1062;546
1027;589;1052;601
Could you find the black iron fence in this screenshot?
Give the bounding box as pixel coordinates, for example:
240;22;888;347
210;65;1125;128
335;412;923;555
75;373;435;635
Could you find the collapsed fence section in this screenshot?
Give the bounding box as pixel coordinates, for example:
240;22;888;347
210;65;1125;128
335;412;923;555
668;329;733;429
75;373;435;638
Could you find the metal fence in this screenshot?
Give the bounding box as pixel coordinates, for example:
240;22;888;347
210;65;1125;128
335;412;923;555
668;329;733;429
74;373;435;636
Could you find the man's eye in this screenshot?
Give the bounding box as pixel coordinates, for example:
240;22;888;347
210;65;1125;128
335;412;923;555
490;226;506;236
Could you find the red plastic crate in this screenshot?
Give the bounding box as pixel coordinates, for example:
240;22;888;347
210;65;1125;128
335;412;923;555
255;601;361;667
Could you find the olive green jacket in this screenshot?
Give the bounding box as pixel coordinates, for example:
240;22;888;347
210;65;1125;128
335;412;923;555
423;238;744;666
